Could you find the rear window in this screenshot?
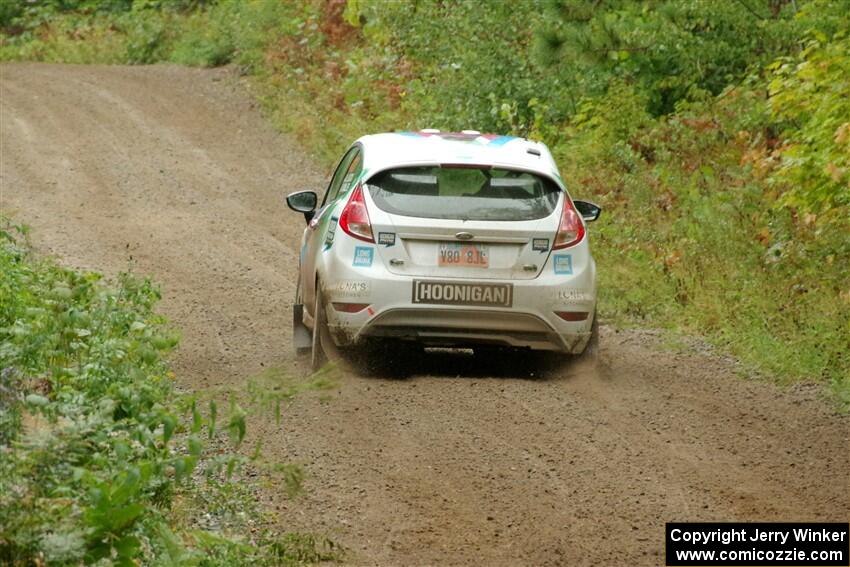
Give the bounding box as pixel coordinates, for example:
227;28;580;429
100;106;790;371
366;166;561;221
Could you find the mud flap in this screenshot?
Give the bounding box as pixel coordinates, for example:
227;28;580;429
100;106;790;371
577;309;599;365
293;303;312;354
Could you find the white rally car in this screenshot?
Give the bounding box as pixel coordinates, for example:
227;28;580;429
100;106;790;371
286;130;601;370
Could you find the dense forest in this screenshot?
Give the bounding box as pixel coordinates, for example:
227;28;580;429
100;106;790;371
1;0;848;564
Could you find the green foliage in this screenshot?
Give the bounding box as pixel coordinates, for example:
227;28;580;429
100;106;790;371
356;1;568;135
122;9;170;63
560;79;651;168
0;219;184;564
0;221;340;564
767;32;850;215
537;0;813;115
0;0;291;69
0;10;129;64
170;0;288;69
0;0;24;29
558;88;850;400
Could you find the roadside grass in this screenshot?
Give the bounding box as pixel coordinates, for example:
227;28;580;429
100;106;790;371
197;363;340;500
0;218;341;565
242;364;340;421
568;90;850;407
1;0;847;408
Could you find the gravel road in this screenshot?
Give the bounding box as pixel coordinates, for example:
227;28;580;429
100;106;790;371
2;63;847;566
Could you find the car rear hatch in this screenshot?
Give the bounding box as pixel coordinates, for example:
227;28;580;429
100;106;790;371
364;165;563;280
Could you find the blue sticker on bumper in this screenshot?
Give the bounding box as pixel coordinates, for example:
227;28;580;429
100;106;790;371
553;254;573;275
353;246;374;267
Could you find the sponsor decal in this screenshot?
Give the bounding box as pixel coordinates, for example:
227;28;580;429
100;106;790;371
479;134;514;147
396;131;517;146
324;217;338;250
532;238;549;252
352;246;374;267
412;280;513;307
328;280;370;298
378;232;396;247
553;289;593;302
553;254;573;275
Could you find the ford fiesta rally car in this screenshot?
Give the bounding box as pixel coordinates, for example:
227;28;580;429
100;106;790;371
286;130;601;370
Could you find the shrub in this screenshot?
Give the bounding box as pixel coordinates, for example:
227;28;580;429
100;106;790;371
767;32;850;217
0;220;342;564
170;0;289;69
0;220;186;564
120;8;173;64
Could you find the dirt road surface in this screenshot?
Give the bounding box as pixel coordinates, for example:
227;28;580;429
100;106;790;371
2;64;848;566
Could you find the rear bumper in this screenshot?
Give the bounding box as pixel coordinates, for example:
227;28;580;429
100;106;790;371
361;307;587;352
318;244;597;354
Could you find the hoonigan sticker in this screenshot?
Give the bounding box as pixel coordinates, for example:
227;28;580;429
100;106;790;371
412;280;513;308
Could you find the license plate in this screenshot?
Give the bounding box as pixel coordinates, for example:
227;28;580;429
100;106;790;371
438;243;489;268
412;280;513;307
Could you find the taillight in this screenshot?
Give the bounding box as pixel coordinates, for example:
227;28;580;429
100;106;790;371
332;302;370;313
555;311;589;322
339;183;374;243
552;195;585;249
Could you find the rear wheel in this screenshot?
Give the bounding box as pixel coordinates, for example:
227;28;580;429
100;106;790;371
311;285;332;371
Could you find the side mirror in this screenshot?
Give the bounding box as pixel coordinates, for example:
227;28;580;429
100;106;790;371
286;190;318;223
573;200;602;222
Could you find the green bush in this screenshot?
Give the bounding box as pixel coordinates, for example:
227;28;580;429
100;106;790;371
170;0;290;69
0;220;186;564
0;0;291;68
170;12;235;67
0;221;342;564
123;10;170;63
536;0;809;115
768;32;850;216
356;1;560;133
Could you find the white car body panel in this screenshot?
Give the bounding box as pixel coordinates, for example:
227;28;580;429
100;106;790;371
358;132;560;180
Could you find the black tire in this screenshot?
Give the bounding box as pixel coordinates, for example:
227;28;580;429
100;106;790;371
311;285;330;372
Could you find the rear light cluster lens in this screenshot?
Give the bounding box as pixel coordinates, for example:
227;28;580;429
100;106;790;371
332;303;370;313
555;311;589;322
339;183;374;243
553;196;585;250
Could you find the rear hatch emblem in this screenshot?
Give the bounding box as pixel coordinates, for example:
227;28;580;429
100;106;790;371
455;232;474;240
